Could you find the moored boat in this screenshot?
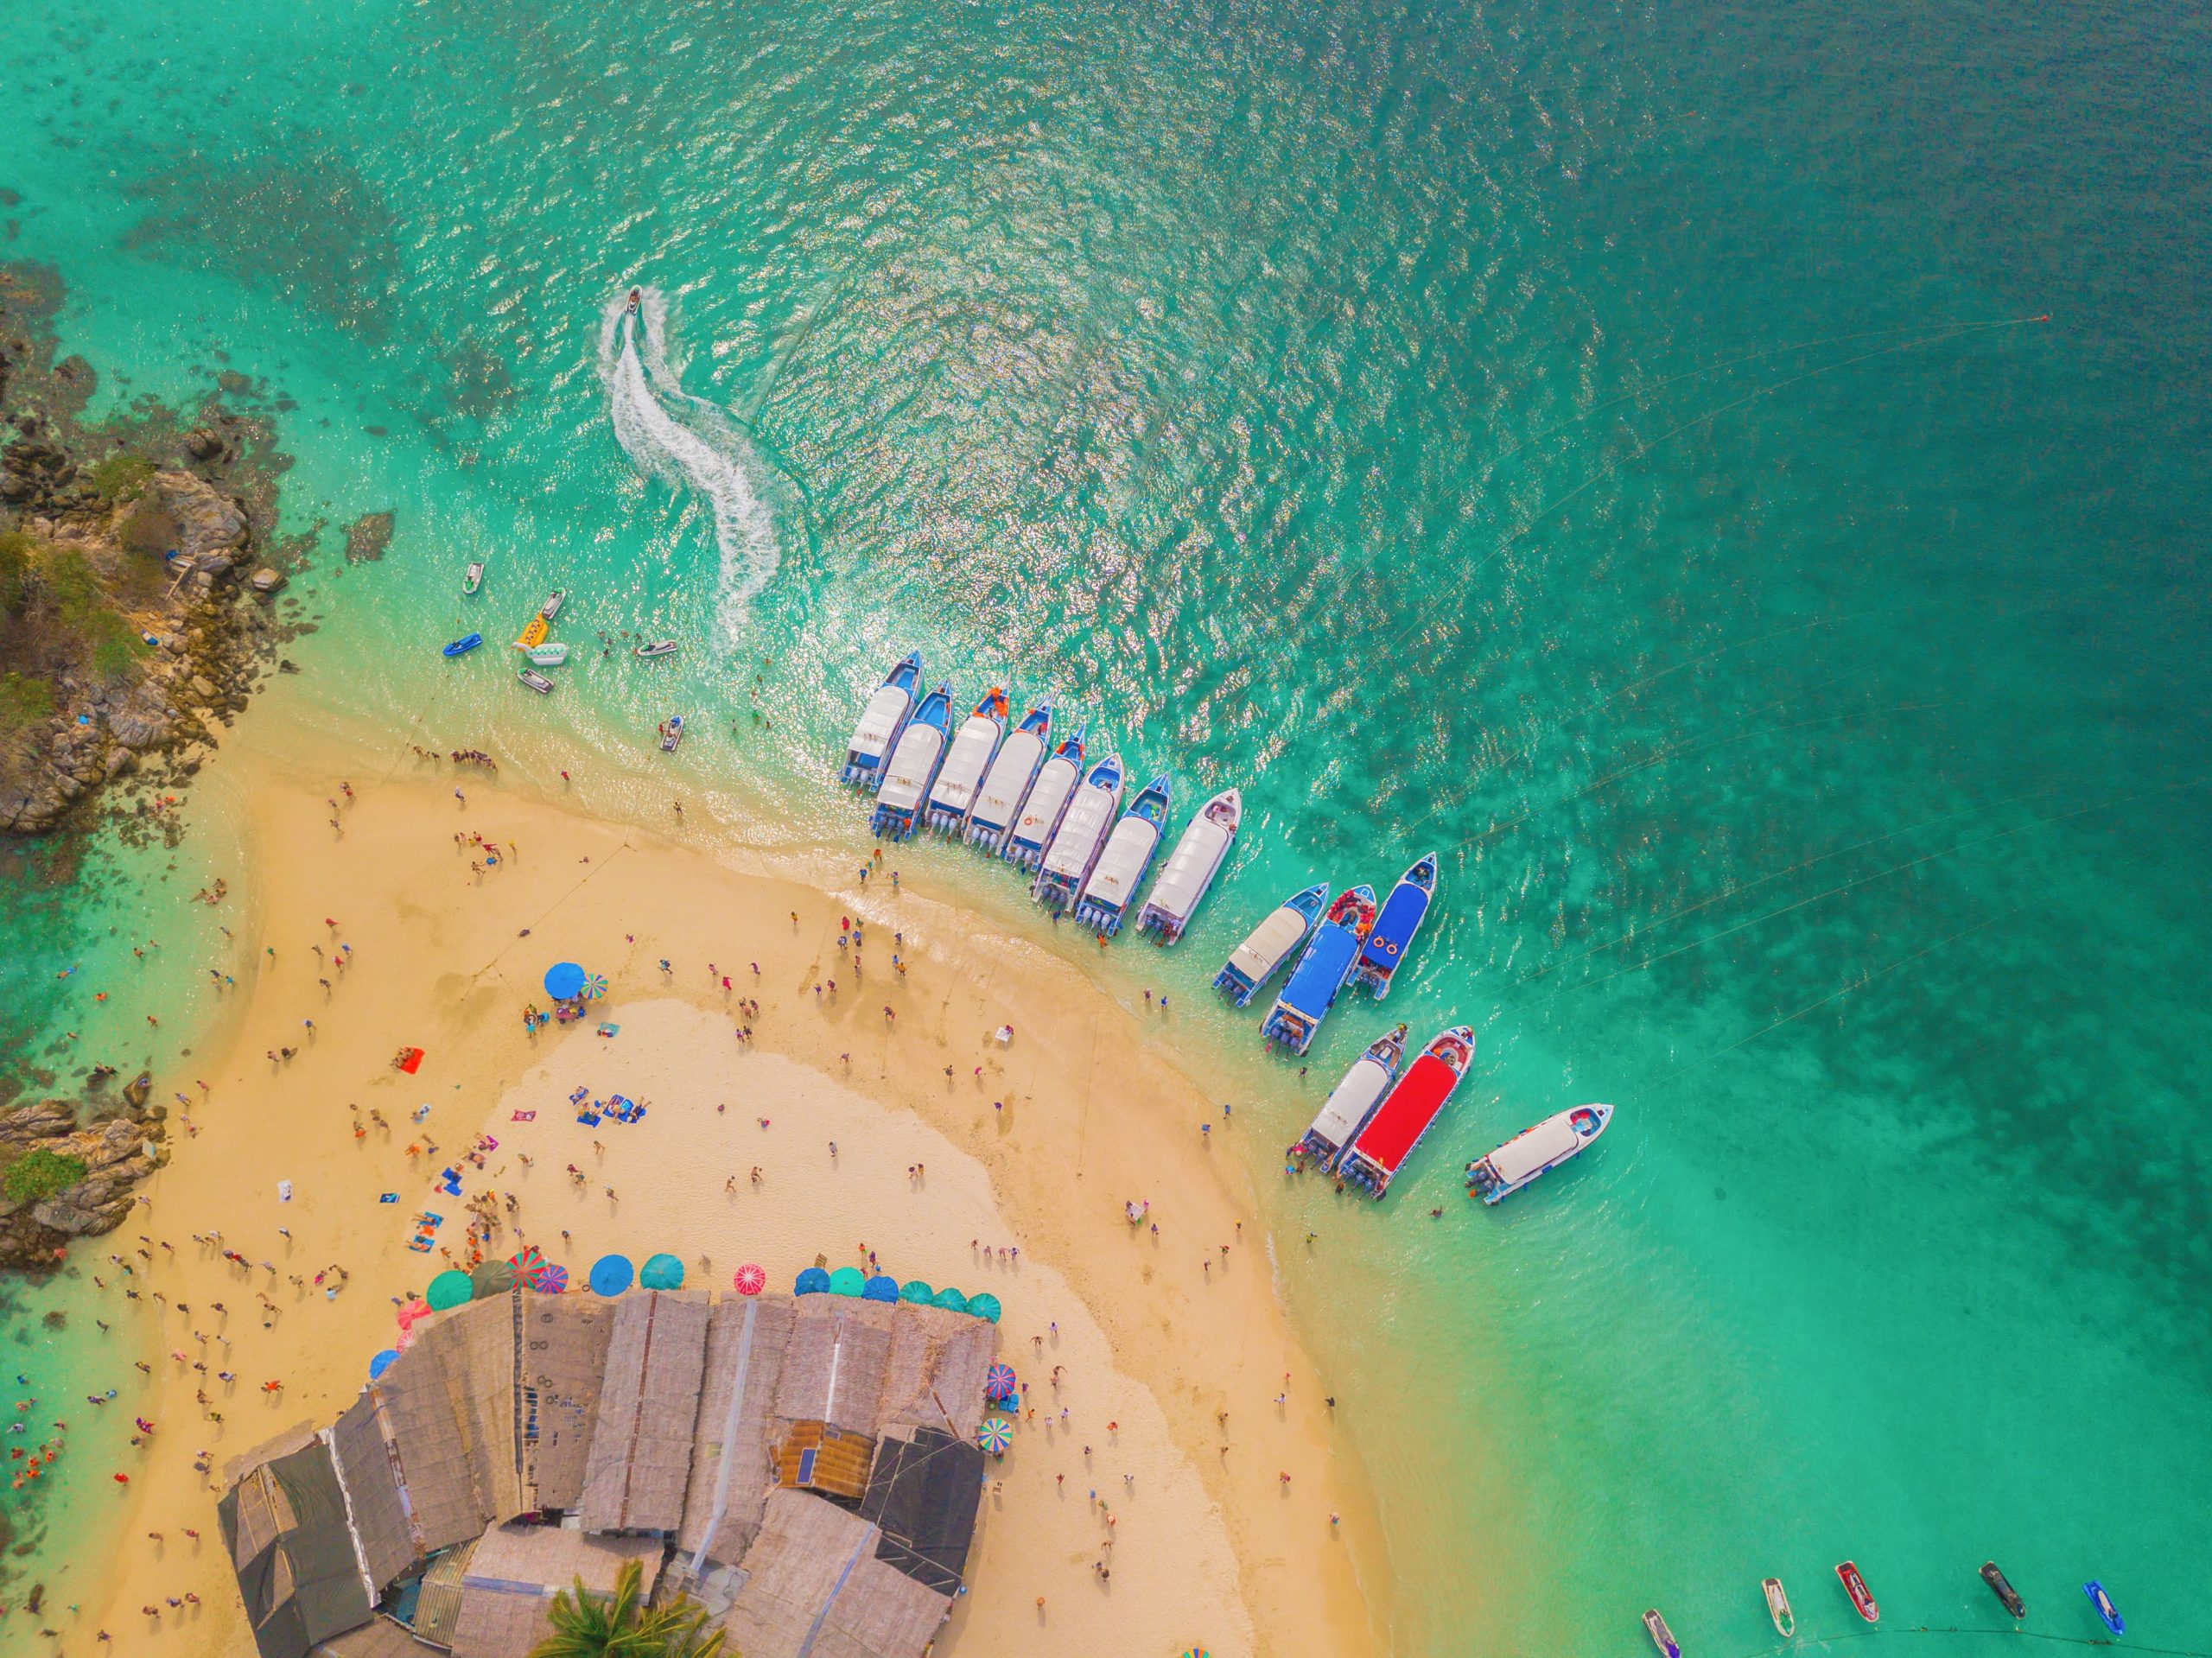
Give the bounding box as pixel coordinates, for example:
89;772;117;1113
1212;883;1328;1006
526;642;569;668
462;560;484;595
1073;774;1173;935
1465;1103;1613;1204
1980;1562;2024;1619
538;589;565;621
924;686;1011;833
1290;1024;1407;1170
869;683;954;839
841;650;924;788
659;715;684;753
442;633;483;657
1763;1577;1794;1638
1033;755;1124;909
2083;1580;2123;1635
1643;1609;1681;1658
1836;1561;1878;1623
514;614;550;651
1260;885;1376;1054
1001;727;1085;868
1351;851;1438;1000
1136;788;1241;943
635;638;677;659
966;702;1052;850
518;668;555;695
1338;1026;1475;1197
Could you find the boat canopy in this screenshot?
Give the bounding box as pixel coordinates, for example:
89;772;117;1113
1304;1057;1395;1154
1225;906;1311;984
877;725;947;813
1483;1113;1586;1187
970;727;1047;833
1081;812;1165;914
1039;763;1123;881
849;684;912;763
1010;756;1080;848
1144;793;1238;927
928;701;1007;818
1276;926;1362;1019
1351;1052;1463;1174
1360;880;1433;972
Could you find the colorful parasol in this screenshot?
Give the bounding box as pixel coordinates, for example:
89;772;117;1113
733;1263;767;1295
983;1363;1019;1401
527;1261;569;1294
508;1243;546;1275
582;974;608;1000
976;1416;1014;1456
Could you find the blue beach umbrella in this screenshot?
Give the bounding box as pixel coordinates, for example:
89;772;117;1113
862;1274;899;1303
640;1253;685;1291
930;1286;969;1314
829;1266;866;1297
588;1255;634;1297
368;1349;399;1381
794;1267;831;1295
964;1292;1002;1324
543;962;586;1000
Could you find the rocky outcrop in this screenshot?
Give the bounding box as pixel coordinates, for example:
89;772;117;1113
0;1096;169;1273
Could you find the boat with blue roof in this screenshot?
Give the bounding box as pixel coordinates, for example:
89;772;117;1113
1290;1024;1408;1171
1034;755;1124;910
1261;885;1376;1053
924;686;1010;832
1136;788;1241;943
1073;774;1173;935
1213;883;1329;1005
1003;728;1088;870
842;650;923;787
965;702;1052;850
1351;851;1438;1000
869;683;953;839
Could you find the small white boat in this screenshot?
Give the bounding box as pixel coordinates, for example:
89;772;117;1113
1135;788;1240;943
924;687;1010;833
1763;1578;1794;1639
635;639;677;659
1643;1609;1681;1658
841;650;923;788
525;642;569;668
1034;755;1124;910
538;589;565;621
518;668;556;696
1003;729;1087;871
1465;1103;1613;1204
1073;773;1173;936
870;684;953;839
462;560;484;596
1290;1024;1407;1171
658;715;684;753
1212;883;1328;1007
965;702;1052;851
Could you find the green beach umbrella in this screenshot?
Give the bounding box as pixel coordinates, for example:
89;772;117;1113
930;1286;969;1314
640;1253;685;1290
964;1292;1002;1324
899;1280;934;1304
828;1266;866;1297
425;1270;473;1312
470;1260;516;1299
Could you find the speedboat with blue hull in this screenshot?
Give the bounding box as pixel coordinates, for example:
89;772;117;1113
924;687;1010;832
1213;883;1328;1005
1073;774;1173;935
966;702;1052;850
1465;1103;1612;1204
2083;1582;2123;1636
842;651;923;787
869;683;953;840
1137;789;1240;943
1261;886;1376;1054
1351;852;1437;1000
1034;755;1124;909
1003;729;1086;869
1290;1024;1407;1170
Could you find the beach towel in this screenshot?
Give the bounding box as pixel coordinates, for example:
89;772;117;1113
596;1023;620;1038
569;1087;589;1104
379;1193;398;1204
511;1110;536;1121
575;1111;601;1127
398;1048;424;1074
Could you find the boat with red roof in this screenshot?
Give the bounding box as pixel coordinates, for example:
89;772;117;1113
1336;1026;1475;1197
1836;1560;1878;1623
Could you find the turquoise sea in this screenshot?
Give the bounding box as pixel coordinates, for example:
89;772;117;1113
3;0;2209;1652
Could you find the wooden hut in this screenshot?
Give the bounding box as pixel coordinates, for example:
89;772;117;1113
579;1290;710;1532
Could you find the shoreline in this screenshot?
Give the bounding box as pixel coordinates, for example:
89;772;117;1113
56;694;1387;1656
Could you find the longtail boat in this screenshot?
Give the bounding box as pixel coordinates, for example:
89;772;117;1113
1003;729;1087;870
1351;851;1438;1000
1033;755;1124;909
966;702;1052;850
924;686;1010;832
1465;1103;1613;1204
1338;1026;1475;1197
1260;885;1376;1054
840;650;922;788
1213;883;1328;1006
1290;1024;1407;1171
1136;789;1240;944
868;683;953;839
1763;1578;1794;1638
1073;774;1173;936
1836;1561;1878;1623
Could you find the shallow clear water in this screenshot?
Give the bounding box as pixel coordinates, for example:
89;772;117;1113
3;0;2209;1651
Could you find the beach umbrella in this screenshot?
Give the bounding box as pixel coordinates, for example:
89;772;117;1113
930;1286;969;1314
543;962;586;1000
794;1267;831;1295
640;1253;685;1291
470;1260;517;1299
426;1270;473;1312
528;1262;569;1294
862;1274;900;1303
829;1266;866;1297
395;1298;430;1331
368;1349;399;1382
965;1292;1003;1324
583;974;608;1000
976;1417;1013;1456
588;1254;634;1297
983;1363;1019;1401
733;1264;767;1295
508;1243;545;1275
898;1280;934;1305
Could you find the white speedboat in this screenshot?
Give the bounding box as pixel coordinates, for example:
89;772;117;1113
923;687;1009;832
1135;788;1240;943
1033;755;1124;910
965;702;1052;851
1465;1103;1613;1204
841;650;922;788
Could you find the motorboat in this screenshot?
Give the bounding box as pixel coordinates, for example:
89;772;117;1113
1260;885;1376;1053
966;702;1052;851
1465;1103;1613;1204
1212;883;1328;1006
659;715;684;753
442;633;483;657
462;560;484;595
1643;1609;1680;1658
924;686;1010;833
1033;755;1124;910
1836;1561;1878;1623
1289;1025;1407;1170
518;668;555;695
1763;1577;1794;1638
1350;851;1437;999
1072;773;1173;936
841;650;923;788
1001;727;1085;868
538;589;565;621
1980;1562;2024;1619
1135;788;1240;943
1338;1026;1475;1197
635;639;677;659
2083;1581;2122;1635
868;683;954;839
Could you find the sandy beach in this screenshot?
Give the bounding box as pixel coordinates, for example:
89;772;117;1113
44;703;1382;1657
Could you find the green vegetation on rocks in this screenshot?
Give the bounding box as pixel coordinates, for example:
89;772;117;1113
2;1147;87;1205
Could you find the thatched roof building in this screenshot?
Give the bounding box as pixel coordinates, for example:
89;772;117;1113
448;1522;663;1658
579;1290;710;1532
675;1293;797;1571
219;1426;375;1658
711;1490;957;1658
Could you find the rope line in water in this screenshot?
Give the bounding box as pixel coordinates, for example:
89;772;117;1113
1715;1626;2193;1656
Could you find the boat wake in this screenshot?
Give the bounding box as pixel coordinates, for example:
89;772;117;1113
598;286;780;632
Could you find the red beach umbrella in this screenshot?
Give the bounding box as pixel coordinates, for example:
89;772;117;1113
733;1263;767;1295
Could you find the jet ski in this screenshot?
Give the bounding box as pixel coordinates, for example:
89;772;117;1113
627;287;641;314
2083;1580;2123;1636
1980;1562;2024;1619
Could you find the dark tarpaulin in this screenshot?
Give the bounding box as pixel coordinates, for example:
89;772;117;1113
219;1439;374;1658
858;1428;983;1597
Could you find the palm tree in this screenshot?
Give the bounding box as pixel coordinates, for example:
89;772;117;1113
530;1558;729;1658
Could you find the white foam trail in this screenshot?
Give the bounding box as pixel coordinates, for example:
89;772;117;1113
598;286;780;631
